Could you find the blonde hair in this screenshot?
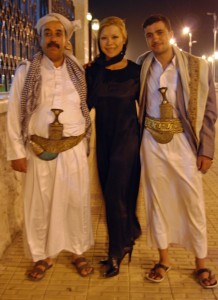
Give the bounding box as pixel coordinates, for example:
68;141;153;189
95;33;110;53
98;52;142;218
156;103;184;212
98;16;127;42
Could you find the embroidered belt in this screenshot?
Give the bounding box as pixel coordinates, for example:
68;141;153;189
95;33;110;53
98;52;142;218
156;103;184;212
144;116;184;144
29;132;85;161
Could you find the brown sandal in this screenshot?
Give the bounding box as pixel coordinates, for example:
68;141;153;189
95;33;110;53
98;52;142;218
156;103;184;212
27;260;53;281
145;263;171;283
72;257;94;277
195;268;217;289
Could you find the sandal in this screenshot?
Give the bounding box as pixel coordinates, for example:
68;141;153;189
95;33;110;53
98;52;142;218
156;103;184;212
195;268;217;289
72;257;94;277
145;263;171;283
27;260;53;281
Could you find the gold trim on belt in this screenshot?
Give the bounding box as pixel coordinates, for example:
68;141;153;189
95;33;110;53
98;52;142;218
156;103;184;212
29;133;85;160
145;117;183;133
30;133;85;155
29;108;86;160
144;87;184;144
145;116;184;144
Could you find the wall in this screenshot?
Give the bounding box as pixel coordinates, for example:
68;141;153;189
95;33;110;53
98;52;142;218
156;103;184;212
0;99;23;258
73;0;89;64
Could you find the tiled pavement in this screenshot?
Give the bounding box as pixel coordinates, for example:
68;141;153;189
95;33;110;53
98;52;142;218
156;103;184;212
1;119;218;300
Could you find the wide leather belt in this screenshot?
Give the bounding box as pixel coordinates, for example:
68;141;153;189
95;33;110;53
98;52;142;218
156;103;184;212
144;116;184;144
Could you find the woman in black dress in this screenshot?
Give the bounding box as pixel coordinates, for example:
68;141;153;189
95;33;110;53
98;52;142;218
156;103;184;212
86;16;141;278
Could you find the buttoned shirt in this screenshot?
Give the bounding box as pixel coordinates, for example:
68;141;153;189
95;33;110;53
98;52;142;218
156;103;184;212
147;56;178;118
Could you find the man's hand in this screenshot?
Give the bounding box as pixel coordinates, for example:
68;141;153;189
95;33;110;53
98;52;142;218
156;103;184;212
11;158;27;173
197;155;213;174
83;61;94;69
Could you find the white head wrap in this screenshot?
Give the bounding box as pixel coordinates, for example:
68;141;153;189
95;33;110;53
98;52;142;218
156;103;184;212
36;13;81;39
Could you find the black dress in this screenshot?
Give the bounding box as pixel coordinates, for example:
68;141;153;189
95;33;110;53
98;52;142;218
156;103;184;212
86;60;142;258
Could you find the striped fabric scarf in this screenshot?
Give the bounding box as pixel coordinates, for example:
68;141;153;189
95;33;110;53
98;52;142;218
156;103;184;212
20;51;91;143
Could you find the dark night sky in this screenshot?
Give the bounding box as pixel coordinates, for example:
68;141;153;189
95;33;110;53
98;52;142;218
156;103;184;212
89;0;218;61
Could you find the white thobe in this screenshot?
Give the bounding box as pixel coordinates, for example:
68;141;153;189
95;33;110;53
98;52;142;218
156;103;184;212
7;55;94;262
140;57;207;258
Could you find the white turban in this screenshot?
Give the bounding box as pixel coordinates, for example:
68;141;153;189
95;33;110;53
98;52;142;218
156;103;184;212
36;13;81;39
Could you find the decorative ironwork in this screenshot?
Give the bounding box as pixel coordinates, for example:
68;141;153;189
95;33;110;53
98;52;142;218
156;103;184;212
0;0;38;92
51;0;74;21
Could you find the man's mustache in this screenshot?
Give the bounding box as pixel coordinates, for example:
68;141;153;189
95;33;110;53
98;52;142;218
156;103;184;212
47;42;60;48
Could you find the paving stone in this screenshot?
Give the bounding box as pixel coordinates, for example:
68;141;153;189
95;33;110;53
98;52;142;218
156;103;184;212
0;124;218;300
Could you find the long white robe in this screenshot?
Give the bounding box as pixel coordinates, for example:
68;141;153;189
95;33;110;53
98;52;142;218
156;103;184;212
7;55;94;262
140;58;207;258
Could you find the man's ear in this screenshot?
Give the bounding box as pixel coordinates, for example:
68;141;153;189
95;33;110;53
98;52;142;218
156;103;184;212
65;41;73;52
170;30;174;39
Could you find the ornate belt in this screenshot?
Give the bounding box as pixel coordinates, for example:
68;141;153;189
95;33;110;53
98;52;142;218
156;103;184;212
145;117;183;133
29;133;85;160
144;87;184;144
29;108;86;160
144;116;183;144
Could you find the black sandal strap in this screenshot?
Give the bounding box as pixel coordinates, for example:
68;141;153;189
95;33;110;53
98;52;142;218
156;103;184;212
196;268;211;276
72;257;87;265
35;260;50;269
152;263;169;272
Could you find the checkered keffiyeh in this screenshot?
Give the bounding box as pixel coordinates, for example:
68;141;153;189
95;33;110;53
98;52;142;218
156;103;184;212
19;51;91;144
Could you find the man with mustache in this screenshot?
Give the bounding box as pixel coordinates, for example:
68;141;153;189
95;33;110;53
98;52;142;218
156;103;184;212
7;13;94;281
138;14;217;288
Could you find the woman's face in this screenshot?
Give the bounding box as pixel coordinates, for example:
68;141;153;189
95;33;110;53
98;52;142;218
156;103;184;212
99;25;126;60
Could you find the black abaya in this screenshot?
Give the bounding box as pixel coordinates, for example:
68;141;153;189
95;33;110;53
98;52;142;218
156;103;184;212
86;60;142;257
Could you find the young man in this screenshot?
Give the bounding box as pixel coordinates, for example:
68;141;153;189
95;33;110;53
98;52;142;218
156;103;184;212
138;14;217;288
7;13;94;281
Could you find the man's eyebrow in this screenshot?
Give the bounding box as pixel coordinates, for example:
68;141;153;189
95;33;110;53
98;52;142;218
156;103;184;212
44;28;63;32
146;29;163;35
